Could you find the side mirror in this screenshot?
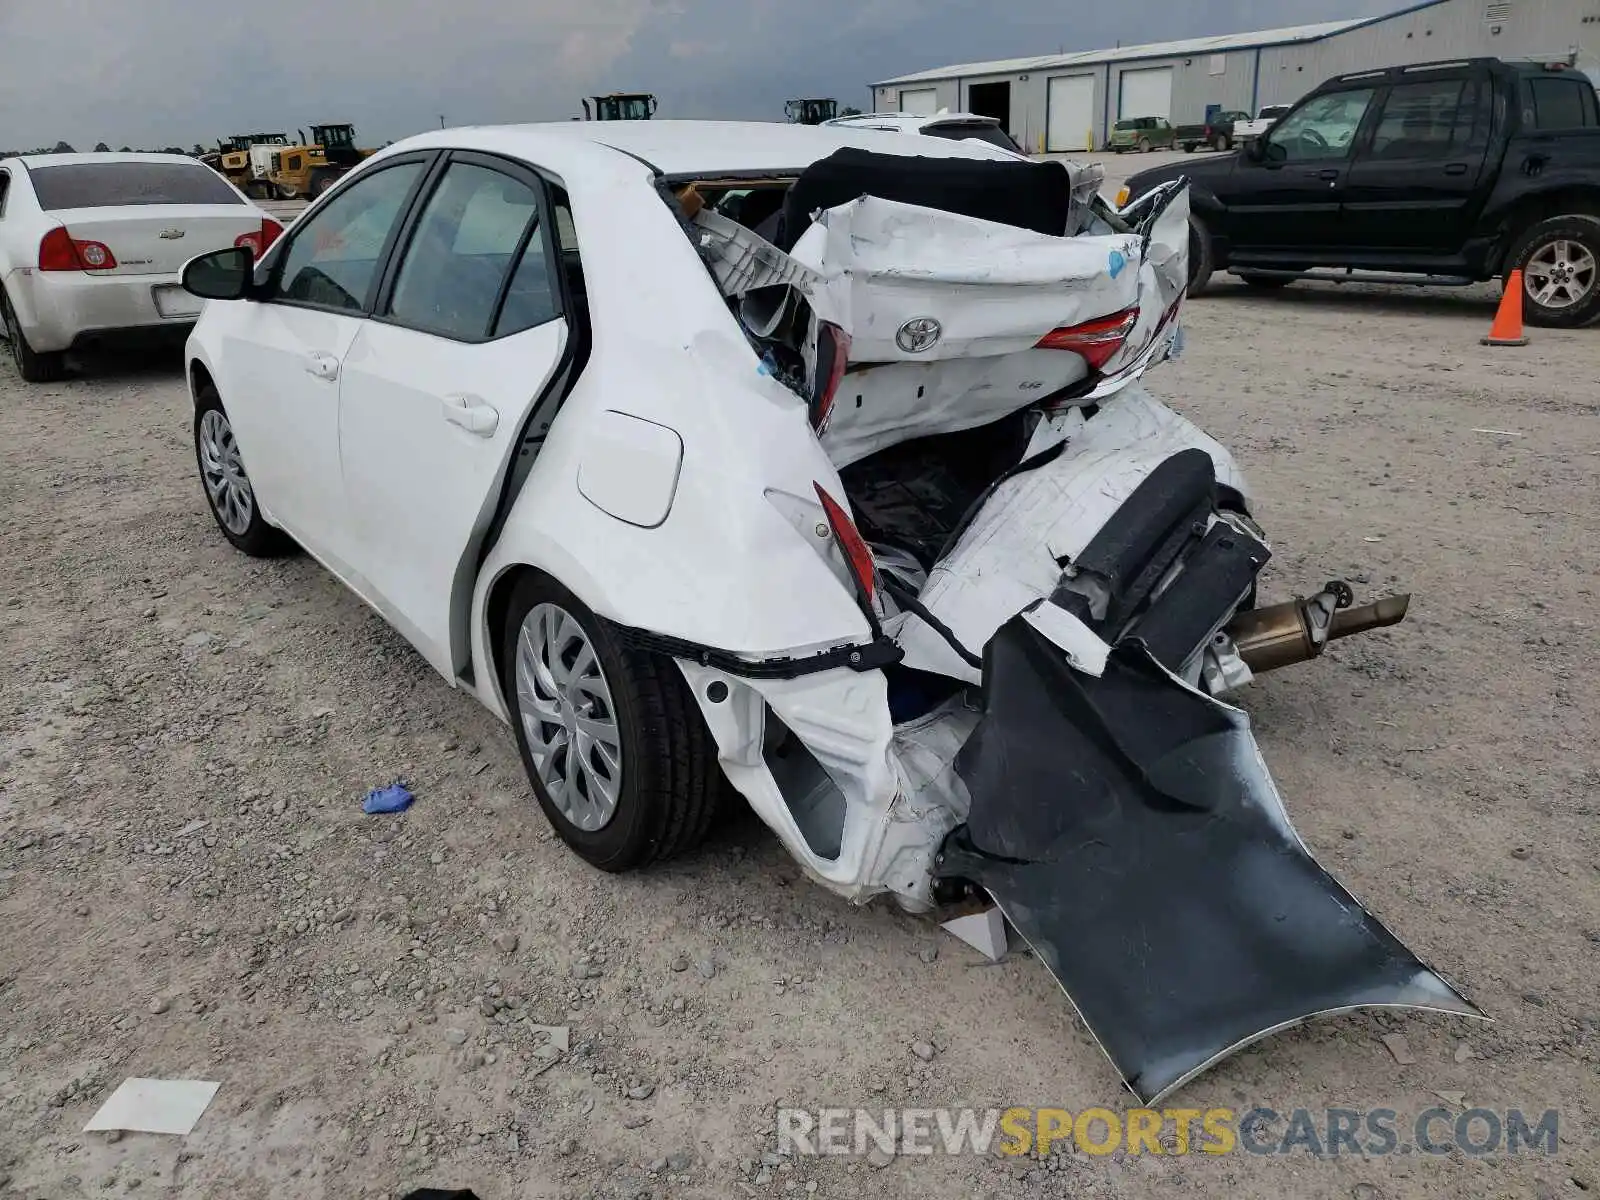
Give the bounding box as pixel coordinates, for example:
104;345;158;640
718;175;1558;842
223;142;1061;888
1243;137;1267;162
182;247;254;301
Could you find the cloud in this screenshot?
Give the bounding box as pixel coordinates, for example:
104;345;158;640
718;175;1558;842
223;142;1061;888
1;0;1398;151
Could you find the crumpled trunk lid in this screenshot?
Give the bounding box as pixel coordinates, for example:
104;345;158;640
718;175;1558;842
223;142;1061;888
937;615;1483;1104
690;155;1189;469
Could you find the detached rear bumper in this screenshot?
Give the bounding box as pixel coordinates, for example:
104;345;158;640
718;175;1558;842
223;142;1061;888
938;618;1483;1104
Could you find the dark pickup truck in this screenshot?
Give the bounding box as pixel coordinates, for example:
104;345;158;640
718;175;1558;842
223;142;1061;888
1121;57;1600;327
1174;111;1251;153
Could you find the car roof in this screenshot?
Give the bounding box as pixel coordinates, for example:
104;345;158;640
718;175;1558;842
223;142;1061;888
11;152;211;170
827;112;1003;131
383;120;1025;178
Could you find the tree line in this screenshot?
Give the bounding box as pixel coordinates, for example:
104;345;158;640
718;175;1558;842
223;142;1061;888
1;141;212;158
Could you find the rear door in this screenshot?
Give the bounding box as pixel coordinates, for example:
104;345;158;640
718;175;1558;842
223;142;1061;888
1218;87;1379;253
1340;70;1493;252
215;155;431;570
335;153;573;680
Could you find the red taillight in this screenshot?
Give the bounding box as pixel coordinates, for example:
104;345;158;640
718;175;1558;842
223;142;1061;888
39;227;117;272
810;322;851;434
1035;307;1140;372
235;217;283;260
814;483;879;623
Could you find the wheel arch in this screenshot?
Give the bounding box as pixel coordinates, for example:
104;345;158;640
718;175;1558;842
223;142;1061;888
1486;187;1600;274
188;357;216;408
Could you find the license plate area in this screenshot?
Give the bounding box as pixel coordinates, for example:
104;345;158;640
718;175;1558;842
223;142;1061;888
152;285;203;319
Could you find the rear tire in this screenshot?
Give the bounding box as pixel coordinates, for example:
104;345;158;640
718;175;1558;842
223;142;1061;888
501;571;720;873
1187;213;1216;297
1504;215;1600;329
1;287;67;384
193;384;295;557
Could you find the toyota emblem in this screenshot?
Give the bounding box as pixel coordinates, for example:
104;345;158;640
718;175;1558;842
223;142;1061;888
895;316;942;354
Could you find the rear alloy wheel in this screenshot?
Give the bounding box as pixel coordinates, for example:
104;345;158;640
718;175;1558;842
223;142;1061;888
194;386;295;556
2;288;67;384
1508;216;1600;329
502;572;720;872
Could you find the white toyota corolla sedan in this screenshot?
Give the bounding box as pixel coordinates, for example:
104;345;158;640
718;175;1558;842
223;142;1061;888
0;152;280;381
178;120;1476;1103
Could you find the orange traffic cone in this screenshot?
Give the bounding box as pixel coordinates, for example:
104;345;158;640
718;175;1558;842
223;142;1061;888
1482;270;1530;347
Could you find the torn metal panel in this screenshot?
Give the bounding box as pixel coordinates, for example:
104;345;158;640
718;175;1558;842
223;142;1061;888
937;619;1483;1104
895;386;1251;685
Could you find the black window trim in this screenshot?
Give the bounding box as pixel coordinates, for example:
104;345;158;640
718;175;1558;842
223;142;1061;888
367;149;568;347
0;166;10;219
262;150;442;318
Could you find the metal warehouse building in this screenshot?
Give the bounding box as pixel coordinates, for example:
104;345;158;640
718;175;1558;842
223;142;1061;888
871;0;1599;152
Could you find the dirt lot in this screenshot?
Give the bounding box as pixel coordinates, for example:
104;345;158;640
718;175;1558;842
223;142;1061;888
1;276;1596;1200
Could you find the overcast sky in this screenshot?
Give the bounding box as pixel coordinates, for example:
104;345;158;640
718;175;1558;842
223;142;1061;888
0;0;1396;152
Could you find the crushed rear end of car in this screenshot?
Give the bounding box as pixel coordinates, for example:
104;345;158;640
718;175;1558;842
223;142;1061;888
665;146;1480;1099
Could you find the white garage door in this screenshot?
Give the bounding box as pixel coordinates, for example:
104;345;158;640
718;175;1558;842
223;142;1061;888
899;88;939;115
1046;75;1095;152
1118;67;1173;120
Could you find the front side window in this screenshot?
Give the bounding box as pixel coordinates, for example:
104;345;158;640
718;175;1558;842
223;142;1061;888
922;122;1021;152
386;161;556;340
274;161;423;311
1266;88;1376;163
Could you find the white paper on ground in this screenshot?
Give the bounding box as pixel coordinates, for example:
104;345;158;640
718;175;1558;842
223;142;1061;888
83;1077;220;1135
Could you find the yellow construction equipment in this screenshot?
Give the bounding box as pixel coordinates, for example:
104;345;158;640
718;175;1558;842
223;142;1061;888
202;134;289;198
266;124;377;199
785;99;838;125
581;94;658;121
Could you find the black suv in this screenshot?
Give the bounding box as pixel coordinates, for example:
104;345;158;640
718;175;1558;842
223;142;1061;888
1122;58;1600;327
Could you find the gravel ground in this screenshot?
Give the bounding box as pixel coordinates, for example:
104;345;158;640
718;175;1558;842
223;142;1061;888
1;278;1596;1200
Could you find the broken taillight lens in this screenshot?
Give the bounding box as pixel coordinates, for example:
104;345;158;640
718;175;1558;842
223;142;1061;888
1035;307;1140;371
814;482;879;628
810;322;851;434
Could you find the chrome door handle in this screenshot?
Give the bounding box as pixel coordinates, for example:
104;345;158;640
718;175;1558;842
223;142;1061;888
441;393;499;437
305;352;340;381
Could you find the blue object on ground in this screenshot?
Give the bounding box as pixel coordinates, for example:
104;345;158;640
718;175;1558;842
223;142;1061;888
363;783;415;815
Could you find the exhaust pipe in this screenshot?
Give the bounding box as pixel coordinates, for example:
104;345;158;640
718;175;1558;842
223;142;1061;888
1227;582;1409;674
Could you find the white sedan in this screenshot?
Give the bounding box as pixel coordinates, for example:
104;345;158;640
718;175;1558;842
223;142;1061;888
177;120;1475;1103
0;152;280;382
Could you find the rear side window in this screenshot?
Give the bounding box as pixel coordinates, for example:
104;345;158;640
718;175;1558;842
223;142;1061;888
28;162;244;210
922;122;1021;152
1369;79;1481;159
1522;77;1600;130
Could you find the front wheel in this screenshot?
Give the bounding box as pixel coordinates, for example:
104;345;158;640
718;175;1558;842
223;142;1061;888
1138;138;1152;153
501;571;721;872
1187;213;1216;296
193;385;295;557
1213;133;1230;152
1506;215;1600;328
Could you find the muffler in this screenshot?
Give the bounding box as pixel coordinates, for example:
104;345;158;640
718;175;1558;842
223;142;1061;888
1227;580;1410;674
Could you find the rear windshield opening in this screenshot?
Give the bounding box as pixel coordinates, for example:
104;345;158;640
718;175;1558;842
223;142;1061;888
28;162;245;211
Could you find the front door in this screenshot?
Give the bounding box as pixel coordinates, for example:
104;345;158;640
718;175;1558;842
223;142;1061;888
336;154;572;680
1341;74;1492;253
1218;86;1377;255
217;157;429;571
